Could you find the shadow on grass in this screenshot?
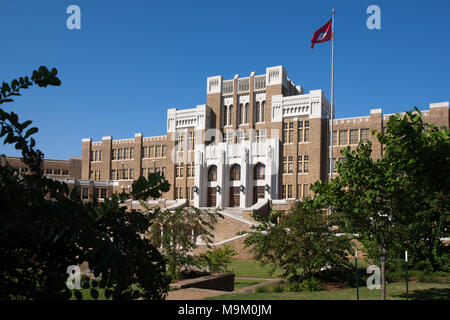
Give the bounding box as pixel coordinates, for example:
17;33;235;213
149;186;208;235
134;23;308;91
393;288;450;300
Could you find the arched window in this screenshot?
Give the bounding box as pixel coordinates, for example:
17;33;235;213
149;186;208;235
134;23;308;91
223;106;228;127
245;103;249;123
229;105;233;125
255;101;261;123
261;101;265;122
208;165;217;181
230;164;241;181
254;163;265;180
238;103;243;125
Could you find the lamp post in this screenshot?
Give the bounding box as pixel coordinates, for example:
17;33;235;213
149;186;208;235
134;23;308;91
355;249;359;300
405;250;409;300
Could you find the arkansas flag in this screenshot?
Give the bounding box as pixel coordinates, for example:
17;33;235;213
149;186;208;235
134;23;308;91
310;19;332;48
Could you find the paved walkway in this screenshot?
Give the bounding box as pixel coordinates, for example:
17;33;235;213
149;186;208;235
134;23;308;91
165;277;281;300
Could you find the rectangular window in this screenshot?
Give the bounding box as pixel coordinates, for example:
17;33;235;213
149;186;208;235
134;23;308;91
350;129;359;145
176;132;184;151
360;128;369;142
100;188;107;199
129;168;134;179
176;164;184;178
187;163;195;178
118;148;123;160
332;131;337;146
303;155;309;173
93;188;100;199
54;169;61;175
117;168;123;180
130;147;134;159
82;187;89;200
224;131;233;143
288;156;293;174
282;185;287;199
339;130;348;145
112;149;117;160
303;184;308;197
161;167;166;177
332;158;337;173
142;146;148;158
289;122;294;143
283;157;287;174
124;148;130;160
255;129;266;142
155;145;161;157
123;168;129;179
149;146;155;158
62;169;69;175
298;120;310;142
287;185;292;198
298;155;309;173
45;169;52;175
111;169;117;180
162;145;167;157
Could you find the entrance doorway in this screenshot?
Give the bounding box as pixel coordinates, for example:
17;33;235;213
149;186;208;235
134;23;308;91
253;186;265;204
207;187;216;207
229;187;240;207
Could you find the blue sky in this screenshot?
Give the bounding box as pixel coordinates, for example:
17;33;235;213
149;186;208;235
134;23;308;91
0;0;449;159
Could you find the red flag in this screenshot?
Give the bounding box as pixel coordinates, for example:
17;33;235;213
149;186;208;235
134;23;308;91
310;19;333;48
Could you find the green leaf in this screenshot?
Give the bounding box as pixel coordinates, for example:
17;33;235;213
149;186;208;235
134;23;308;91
25;127;38;138
74;290;83;300
90;288;99;300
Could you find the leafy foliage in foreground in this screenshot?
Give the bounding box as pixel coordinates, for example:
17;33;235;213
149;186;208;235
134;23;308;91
0;67;170;300
311;108;450;299
243;200;352;283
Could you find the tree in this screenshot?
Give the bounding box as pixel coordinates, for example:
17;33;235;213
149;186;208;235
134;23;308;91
311;108;450;299
198;244;237;273
141;203;223;279
378;109;449;271
0;67;171;300
243;200;352;283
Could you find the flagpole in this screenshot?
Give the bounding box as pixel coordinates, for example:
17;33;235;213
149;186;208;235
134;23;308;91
328;8;335;215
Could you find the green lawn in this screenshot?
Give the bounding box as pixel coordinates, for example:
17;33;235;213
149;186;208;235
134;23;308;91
234;279;264;291
231;260;283;278
205;281;450;300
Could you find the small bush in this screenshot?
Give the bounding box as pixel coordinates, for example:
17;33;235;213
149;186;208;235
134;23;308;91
414;260;434;273
299;277;323;292
416;272;450;284
197;244;237;273
254;286;269;293
271;284;285;293
286;282;302;293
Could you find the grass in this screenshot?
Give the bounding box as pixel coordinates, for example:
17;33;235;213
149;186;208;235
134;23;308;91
231;259;283;278
234;279;264;291
205;281;450;300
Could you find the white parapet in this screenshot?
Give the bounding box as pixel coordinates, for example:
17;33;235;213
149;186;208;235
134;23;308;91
167;105;211;133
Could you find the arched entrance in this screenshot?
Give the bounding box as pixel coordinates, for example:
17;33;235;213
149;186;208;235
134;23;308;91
253;163;266;204
229;164;241;207
207;165;217;207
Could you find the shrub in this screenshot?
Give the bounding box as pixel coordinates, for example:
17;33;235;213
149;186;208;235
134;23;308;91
286;282;302;293
299;277;323;292
254;285;269;293
271;283;285;293
197;244;237;273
